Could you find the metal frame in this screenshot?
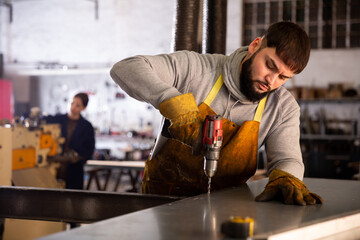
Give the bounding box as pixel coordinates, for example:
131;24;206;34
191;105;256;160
0;186;182;223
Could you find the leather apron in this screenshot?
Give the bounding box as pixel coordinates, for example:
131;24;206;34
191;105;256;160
142;75;267;196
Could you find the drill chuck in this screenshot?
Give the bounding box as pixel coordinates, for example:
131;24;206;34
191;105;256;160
204;157;218;178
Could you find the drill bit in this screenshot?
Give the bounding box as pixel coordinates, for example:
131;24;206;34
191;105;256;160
207;177;212;194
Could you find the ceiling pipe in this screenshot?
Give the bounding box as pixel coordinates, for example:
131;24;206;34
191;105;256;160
172;0;227;54
0;1;13;23
172;0;202;52
86;0;99;20
202;0;227;54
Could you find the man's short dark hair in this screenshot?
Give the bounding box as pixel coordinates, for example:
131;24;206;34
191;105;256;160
263;21;310;74
74;92;89;107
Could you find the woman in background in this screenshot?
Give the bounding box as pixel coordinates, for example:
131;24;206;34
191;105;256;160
44;92;95;190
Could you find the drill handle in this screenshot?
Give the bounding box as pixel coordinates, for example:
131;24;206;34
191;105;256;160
202;115;223;147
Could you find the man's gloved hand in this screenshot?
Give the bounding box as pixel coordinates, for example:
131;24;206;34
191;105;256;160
159;93;203;155
255;169;323;206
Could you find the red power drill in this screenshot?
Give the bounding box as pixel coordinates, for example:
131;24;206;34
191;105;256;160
202;115;223;178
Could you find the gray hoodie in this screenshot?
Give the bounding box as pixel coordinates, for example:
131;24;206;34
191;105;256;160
110;48;304;180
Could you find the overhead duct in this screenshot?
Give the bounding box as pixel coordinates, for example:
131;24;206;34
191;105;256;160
172;0;202;52
202;0;227;54
172;0;227;54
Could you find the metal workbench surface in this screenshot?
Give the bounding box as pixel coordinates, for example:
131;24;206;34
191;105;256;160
38;178;360;240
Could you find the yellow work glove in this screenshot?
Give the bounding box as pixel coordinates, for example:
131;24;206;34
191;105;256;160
255;169;323;206
159;93;203;155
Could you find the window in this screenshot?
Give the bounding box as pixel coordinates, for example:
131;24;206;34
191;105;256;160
243;0;360;49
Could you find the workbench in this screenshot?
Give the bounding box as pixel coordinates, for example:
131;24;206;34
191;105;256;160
84;160;145;192
86;160;145;170
37;178;360;240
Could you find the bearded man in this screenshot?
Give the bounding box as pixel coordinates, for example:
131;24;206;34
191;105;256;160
110;21;322;206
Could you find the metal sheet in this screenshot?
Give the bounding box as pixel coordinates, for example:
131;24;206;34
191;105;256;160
0;186;181;223
36;178;360;240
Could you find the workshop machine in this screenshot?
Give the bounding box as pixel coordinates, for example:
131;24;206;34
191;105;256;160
0;118;184;240
0;119;66;240
0;119;65;185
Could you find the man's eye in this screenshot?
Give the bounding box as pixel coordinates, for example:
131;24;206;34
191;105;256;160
279;75;287;81
266;61;274;70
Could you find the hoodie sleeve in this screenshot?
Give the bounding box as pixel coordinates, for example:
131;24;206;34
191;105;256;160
110;51;200;109
264;95;305;180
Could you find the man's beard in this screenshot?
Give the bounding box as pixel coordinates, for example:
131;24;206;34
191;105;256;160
240;51;270;102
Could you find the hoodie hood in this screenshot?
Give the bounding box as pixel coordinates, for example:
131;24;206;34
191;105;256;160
222;46;255;104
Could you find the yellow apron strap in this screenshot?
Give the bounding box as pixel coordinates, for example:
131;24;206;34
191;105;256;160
204;74;223;106
203;73;267;122
253;96;267;122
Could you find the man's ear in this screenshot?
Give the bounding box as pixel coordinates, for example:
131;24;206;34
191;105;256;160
248;37;263;54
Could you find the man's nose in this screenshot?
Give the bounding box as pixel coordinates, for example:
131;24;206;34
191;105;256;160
265;73;277;85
